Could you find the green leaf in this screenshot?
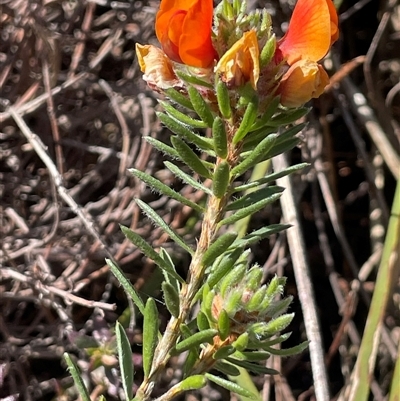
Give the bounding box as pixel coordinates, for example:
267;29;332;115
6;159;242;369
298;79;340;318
159;100;208;129
202;287;216;323
171;136;212;179
244;122;304;153
218;193;282;227
250;313;294;339
233;97;259;144
207;248;247;288
115;322;134;400
213;345;236;360
231;134;278;177
213;117;228;158
144;136;180;159
220;263;247;298
180;323;193;338
159;248;181;293
226;186;283;211
165;88;194;110
214;361;241;376
260;34;276;68
244;266;263;291
227;357;278;375
129;168;204;213
106;258;145;315
202;232;238;268
174;329;218;354
242;127;277;151
262;341;309;356
233;350;271;361
260;137;300;161
265;107;309;127
142;298;159;377
249;96;281;132
217;309;230;341
157;112;214;152
196;311;210;331
135;198;194;255
179;375;207;391
205;373;259;400
264;296;293;318
232;332;249;351
213;161;230;198
233;163;308;193
266;275;286;297
120;224;185;283
246;286;267;312
188;86;215;127
224;291;243;317
183;349;199;378
235;224;290;248
176;71;214;89
216;79;232;119
162;281;180;318
254;332;292;349
64;353;91;401
165;161;212;195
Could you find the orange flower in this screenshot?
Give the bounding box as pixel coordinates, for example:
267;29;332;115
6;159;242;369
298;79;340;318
278;60;330;107
277;0;339;65
136;44;180;90
155;0;216;68
274;0;338;107
215;30;260;90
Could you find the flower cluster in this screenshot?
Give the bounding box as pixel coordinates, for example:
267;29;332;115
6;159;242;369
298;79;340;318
136;0;338;108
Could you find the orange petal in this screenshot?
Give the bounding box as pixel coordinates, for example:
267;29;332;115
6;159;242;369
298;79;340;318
155;0;215;68
327;0;339;44
179;0;216;68
215;30;260;90
278;59;330;107
135;44;179;89
277;0;335;64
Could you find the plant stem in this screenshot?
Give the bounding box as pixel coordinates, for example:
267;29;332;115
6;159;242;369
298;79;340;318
135;174;230;401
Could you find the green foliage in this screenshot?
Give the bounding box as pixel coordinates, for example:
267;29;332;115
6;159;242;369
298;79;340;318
64;353;91;401
120;224;185;283
164;161;212;195
142;298;159;378
173;329;218;354
260;34;276;68
162;282;180;318
213;160;231;198
216;79;232;119
231;134;278;177
171;136;213;178
135;198;194;255
232;97;259;144
187;86;215;127
107;258;145;315
206;373;259;400
178;375;207;390
213;116;228;158
202;232;238;267
157;112;214;153
129;168;204;213
115;321;134;400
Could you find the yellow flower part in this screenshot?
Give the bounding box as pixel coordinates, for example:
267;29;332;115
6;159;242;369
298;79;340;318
278;59;330;108
215;30;260;90
136;44;180;90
